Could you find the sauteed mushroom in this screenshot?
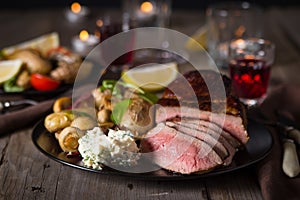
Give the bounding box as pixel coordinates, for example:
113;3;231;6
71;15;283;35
97;109;112;123
120;98;155;137
57;126;85;153
53;97;72;113
44;112;74;132
71;116;97;131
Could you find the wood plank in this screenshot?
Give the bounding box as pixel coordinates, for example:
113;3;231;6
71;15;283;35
54;169;208;200
205;167;263;200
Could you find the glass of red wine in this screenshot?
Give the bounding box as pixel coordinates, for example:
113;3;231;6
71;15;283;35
228;38;275;107
95;13;136;72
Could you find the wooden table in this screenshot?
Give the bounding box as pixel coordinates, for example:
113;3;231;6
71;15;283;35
1;6;300;200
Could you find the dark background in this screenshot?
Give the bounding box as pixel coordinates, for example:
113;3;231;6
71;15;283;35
1;0;298;10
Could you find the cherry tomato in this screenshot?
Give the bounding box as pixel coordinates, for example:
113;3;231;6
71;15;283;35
30;73;61;91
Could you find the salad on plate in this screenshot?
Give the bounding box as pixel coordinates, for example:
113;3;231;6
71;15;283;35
0;32;91;93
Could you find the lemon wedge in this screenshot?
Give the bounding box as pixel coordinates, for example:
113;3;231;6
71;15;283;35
185;25;208;51
0;59;23;84
1;32;60;57
121;62;178;92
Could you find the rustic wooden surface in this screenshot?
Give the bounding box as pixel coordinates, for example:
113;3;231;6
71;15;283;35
1;6;300;200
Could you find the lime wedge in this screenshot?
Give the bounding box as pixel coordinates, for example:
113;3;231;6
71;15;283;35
121;62;178;92
0;59;23;84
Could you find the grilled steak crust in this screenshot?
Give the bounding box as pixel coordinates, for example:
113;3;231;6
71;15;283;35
159;70;247;126
162;70;232;100
157;96;244;118
141;123;223;174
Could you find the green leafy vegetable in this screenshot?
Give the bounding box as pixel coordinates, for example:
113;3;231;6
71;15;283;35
3;77;24;92
102;80;117;90
111;99;131;125
99;79;122;99
99;80;159;123
116;81;145;94
138;92;158;104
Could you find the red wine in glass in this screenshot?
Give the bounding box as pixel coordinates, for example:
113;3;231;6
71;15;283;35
96;16;135;67
229;58;271;100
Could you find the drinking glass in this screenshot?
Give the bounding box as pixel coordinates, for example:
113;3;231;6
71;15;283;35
206;1;263;69
95;12;135;71
228;38;275;106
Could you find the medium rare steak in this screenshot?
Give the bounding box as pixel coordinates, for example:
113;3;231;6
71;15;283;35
168;120;237;165
142;70;249;174
141;123;223;174
157;70;248;137
156;106;249;144
166;121;229;160
177;118;241;148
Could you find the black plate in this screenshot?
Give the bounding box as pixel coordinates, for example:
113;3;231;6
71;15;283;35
32;119;272;180
0;84;72;97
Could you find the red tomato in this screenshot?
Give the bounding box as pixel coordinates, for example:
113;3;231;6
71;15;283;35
30;73;61;91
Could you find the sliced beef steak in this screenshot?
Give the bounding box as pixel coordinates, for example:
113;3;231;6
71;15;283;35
144;70;249;174
177;118;241;148
169;120;238;165
141;123;223;174
155;106;249;144
166;121;229;160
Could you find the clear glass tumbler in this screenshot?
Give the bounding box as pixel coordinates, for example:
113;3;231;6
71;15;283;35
228;38;275;107
206;1;263;69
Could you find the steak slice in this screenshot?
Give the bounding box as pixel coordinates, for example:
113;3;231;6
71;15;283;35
169;120;238;165
141;123;223;174
178;118;241;148
166;121;229;160
155;106;249;144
